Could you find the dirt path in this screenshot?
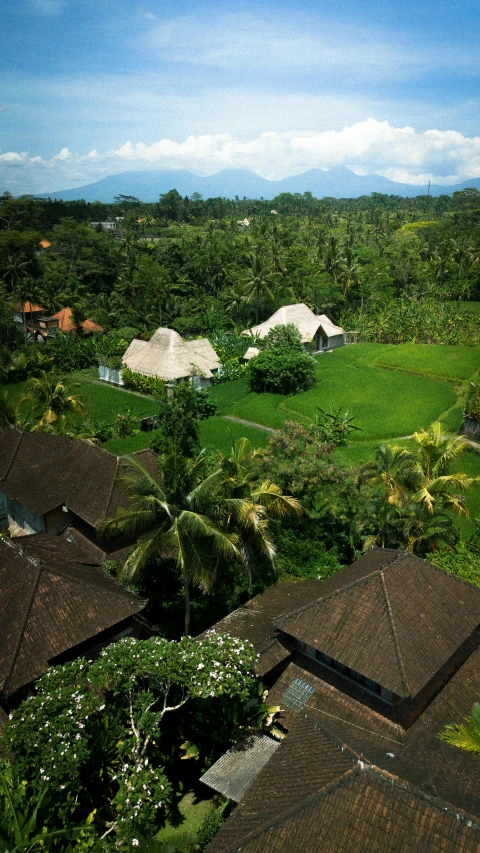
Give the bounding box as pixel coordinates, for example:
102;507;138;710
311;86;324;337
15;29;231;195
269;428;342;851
222;415;278;433
462;436;480;450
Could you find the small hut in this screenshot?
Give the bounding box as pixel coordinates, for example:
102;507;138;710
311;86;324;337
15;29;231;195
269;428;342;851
243;304;345;353
120;327;221;389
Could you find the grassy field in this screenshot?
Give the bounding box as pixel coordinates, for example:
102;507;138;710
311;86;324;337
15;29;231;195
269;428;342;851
198;416;269;454
3;342;480;541
65;372;158;422
155;791;215;846
208;343;477;438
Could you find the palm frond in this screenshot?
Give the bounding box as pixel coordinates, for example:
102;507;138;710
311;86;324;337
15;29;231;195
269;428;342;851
440;703;480;754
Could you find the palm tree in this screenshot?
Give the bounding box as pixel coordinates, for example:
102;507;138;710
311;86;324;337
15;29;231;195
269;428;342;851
358;444;415;509
217;438;303;580
440;703;480;755
99;449;240;636
21;371;85;432
404;422;478;515
244;253;277;324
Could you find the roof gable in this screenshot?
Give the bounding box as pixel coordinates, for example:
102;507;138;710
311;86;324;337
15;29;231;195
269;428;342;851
122;328;220;381
0;536;145;697
51;307;103;334
0;428;158;529
275;552;480;698
206;713;480;853
243;304;345;343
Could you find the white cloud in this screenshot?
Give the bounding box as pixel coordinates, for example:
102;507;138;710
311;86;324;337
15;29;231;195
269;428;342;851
2;120;480;195
140;12;480;79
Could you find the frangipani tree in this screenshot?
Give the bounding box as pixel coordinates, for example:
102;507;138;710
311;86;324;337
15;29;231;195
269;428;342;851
3;634;258;841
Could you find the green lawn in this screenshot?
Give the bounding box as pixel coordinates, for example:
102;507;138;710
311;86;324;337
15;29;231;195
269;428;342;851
210;344;466;438
155;791;215;845
65;373;158;422
199;416;269;454
373;343;480;381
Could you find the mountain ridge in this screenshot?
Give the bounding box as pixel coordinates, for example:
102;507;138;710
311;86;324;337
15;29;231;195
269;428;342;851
36;167;480;202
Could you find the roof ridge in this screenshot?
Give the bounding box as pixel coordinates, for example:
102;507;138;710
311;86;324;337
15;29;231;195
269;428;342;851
103;454;122;523
217;765;360;853
410;551;480;593
1;541;43;697
275;566;385;626
2;427;24;481
380;570;410;697
40;563;146;605
364;763;480;830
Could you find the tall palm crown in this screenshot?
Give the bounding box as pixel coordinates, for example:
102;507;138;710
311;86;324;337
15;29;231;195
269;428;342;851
22;371;85;432
100;440;302;634
217;437;303;578
404;422;477;515
100;449;239;636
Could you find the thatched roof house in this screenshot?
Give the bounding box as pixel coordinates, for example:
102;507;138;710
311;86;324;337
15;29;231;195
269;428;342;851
243;304;345;353
122;328;221;388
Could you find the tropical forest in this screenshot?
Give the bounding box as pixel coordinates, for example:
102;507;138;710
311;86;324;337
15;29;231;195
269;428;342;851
1;185;480;849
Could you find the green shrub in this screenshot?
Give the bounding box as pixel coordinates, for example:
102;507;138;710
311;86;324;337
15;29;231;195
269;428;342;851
122;367;167;397
211;331;247;384
464;383;480;422
197;807;226;849
247;349;316;394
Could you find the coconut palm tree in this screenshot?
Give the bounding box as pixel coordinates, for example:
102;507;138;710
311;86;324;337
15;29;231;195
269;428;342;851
217;437;303;579
440;703;480;755
358;444;415;508
21;371;85;432
244;253;277;325
99;448;240;636
404;422;478;515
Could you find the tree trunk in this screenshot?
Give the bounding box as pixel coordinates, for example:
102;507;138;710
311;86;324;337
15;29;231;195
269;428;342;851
184;578;191;636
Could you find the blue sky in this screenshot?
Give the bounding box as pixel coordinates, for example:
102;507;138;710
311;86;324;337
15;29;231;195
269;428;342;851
2;0;480;193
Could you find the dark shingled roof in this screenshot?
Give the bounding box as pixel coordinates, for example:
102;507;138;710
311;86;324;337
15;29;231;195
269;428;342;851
275;551;480;698
205;579;326;674
206;714;480;853
0;535;146;698
0;427;159;529
200;733;280;802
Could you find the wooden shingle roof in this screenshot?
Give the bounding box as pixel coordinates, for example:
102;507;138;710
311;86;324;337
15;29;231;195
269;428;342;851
0;536;146;698
0;427;158;529
275;551;480;698
206;714;480;853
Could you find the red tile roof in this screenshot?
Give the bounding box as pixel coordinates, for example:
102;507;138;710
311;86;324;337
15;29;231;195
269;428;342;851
51;306;103;334
13;301;44;313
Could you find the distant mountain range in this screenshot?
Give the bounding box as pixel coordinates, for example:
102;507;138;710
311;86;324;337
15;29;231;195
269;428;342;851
37;166;480;202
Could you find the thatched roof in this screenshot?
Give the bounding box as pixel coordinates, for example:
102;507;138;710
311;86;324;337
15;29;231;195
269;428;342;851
243;346;260;361
122;328;221;381
243;304;344;343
